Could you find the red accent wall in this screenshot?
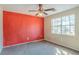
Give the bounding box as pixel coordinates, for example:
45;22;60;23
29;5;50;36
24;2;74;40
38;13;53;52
3;11;44;47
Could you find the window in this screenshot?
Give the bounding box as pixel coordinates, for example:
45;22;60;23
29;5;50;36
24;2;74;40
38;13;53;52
51;18;61;34
51;14;75;36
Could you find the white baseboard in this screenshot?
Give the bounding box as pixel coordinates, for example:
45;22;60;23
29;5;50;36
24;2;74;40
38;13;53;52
4;39;43;48
44;40;79;52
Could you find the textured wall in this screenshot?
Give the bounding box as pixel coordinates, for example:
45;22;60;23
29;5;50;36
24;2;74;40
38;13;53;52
44;7;79;51
3;11;44;46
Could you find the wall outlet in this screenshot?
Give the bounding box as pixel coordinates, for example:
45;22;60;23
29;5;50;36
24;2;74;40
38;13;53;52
27;37;30;40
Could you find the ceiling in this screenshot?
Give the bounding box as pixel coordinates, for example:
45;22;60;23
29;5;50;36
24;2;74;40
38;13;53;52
2;4;79;17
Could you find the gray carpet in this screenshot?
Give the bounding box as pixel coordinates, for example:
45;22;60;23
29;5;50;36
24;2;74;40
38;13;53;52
0;41;79;55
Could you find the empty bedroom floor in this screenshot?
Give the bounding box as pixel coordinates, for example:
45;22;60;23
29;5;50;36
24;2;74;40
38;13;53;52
0;40;79;55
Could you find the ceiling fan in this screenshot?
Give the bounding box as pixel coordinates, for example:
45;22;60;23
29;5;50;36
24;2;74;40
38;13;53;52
28;4;56;16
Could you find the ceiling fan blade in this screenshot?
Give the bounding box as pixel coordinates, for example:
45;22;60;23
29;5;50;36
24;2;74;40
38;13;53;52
28;10;37;12
44;8;56;11
35;13;39;16
43;12;48;15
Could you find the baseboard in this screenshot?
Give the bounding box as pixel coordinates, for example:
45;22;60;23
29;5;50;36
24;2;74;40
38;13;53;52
4;39;43;48
44;40;79;52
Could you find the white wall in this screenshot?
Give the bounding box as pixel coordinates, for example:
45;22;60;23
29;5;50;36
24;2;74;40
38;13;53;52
0;6;3;53
44;6;79;51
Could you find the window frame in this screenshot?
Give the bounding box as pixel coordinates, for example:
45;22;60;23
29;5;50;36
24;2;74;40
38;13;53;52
51;14;75;36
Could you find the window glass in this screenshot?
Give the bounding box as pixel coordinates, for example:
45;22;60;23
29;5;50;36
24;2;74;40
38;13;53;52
57;18;61;25
70;15;75;25
62;16;66;25
65;16;70;25
52;26;58;33
57;26;61;34
62;26;66;34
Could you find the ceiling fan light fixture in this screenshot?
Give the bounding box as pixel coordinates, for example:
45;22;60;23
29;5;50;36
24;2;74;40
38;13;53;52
36;12;43;16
